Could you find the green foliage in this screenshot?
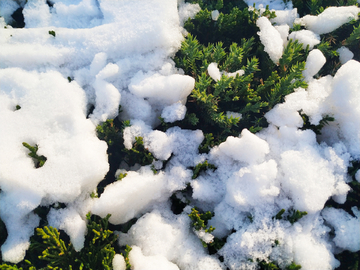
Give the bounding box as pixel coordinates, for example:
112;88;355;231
258;39;308;109
122;136;154;166
117;172;128;181
301;113;334;135
95;117;130;196
286;262;302;270
2;1;359;269
307;0;323;15
192;160;216;179
183;2;274;46
121;245;132;270
34;226;74;269
0;263;35;270
175;4;310;144
185;113;199;126
189;207;214;232
22;142;47;168
273;209;308;224
335;250;359;270
288;210;308;224
96;119;122;147
274;209;285;220
188;208;225;250
345;24;360;46
198;133;215;153
26;213;118;270
256;257;302;270
258;260;279;270
15;105;21;110
0;217;6;246
344;22;360;61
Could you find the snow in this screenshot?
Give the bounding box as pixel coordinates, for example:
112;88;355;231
129;246;180;270
244;0;293;10
296;6;360;35
92;166;169;224
211;10;220;21
161;102;187;123
226;111;242;120
218;129;270;164
288;30;320;50
322;207;360;252
207;62;222;81
327;60;360;159
0;1;21;25
113;254;126;270
275;24;290;46
256;16;284;64
271;8;298;26
0;0;359;269
207;62;244;81
356;170;360;182
337;46;354;64
47;207;87;251
303;49;326;80
0;68;109;262
119;209;224;270
129;73;195;106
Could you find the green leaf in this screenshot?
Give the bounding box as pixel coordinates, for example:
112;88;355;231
22;142;47;168
192;160;216;179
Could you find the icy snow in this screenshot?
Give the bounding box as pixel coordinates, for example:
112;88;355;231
0;0;360;269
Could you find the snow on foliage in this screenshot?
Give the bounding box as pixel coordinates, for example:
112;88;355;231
0;0;359;269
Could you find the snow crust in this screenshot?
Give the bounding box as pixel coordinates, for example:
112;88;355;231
0;0;359;269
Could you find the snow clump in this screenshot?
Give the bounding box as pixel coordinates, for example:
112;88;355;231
256;16;284;64
296;6;360;35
